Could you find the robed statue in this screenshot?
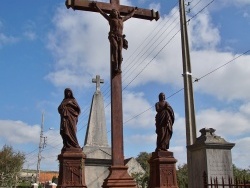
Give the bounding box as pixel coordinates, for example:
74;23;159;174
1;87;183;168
155;92;175;151
58;88;81;150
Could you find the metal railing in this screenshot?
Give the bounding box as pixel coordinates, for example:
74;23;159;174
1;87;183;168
203;172;250;188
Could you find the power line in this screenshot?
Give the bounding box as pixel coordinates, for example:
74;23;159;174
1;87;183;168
25;148;38;156
123;49;250;124
123;28;181;91
188;0;214;22
194;50;250;82
122;17;180;84
123;2;180;75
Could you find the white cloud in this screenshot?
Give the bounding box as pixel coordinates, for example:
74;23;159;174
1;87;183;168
0;32;18;47
45;69;91;88
149;3;160;11
121;7;183;87
194;104;250;168
192;51;250;101
201;0;250;9
0;120;40;144
22;20;37;41
189;13;220;50
239;103;250;115
46;7;110;87
126;134;156;145
23;31;37;41
123;91;155;128
196;104;250;138
0;21;18;46
231;0;250;6
233;137;250;169
243;12;250;18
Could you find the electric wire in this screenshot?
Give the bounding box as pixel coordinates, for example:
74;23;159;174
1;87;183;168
188;0;214;22
123;2;179;75
124;49;250;124
122;17;180;83
123;28;181;90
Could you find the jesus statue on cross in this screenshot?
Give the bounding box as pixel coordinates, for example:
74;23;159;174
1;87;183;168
93;2;137;73
64;0;159;187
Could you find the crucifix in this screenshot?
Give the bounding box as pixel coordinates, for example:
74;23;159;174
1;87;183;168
65;0;159;187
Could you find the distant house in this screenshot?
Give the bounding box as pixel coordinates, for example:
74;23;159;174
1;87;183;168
19;169;36;183
125;157;146;176
39;171;58;184
19;170;58;184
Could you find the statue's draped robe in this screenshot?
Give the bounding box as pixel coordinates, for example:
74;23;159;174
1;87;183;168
58;98;81;149
155;101;175;150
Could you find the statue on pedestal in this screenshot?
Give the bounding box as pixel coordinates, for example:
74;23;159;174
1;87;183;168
58;88;81;150
57;88;87;188
155;92;175;151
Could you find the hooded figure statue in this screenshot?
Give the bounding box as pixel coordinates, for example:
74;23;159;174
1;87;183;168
58;88;81;150
155;92;175;151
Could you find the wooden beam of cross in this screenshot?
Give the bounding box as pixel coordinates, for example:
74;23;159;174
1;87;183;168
66;0;159;21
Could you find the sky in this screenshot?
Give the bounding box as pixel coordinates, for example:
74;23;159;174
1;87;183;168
0;0;250;172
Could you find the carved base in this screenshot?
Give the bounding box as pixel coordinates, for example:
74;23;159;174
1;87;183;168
149;151;178;188
102;165;137;188
57;148;87;188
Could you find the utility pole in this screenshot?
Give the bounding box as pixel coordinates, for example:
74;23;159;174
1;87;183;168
179;0;197;187
36;112;47;183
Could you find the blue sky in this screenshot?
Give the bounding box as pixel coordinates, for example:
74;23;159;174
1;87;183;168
0;0;250;171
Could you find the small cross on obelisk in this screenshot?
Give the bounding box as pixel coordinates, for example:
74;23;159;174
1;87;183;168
92;75;104;92
65;1;159;187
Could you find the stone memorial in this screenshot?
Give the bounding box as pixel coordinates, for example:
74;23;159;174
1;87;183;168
187;128;235;188
82;75;112;188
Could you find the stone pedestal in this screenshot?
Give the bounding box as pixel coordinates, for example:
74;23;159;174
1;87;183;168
149;151;178;188
83;146;112;188
102;166;137;188
187;128;235;188
57;148;87;188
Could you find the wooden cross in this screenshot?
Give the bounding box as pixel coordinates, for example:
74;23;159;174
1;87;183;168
92;75;104;92
65;1;159;187
66;0;159;21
